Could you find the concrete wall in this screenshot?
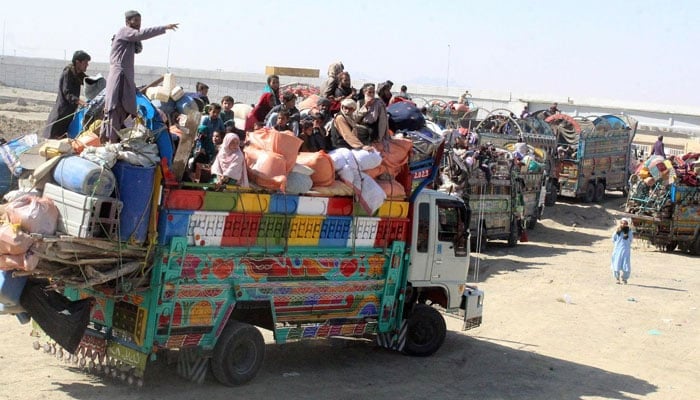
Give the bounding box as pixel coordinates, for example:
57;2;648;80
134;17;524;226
2;55;699;143
0;55;322;106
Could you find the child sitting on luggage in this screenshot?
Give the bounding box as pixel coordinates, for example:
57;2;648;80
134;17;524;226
211;133;249;189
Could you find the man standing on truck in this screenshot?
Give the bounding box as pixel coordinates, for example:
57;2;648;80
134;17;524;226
44;50;91;139
651;136;666;158
101;10;179;143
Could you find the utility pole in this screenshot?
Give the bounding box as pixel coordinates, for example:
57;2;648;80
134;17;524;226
446;44;451;93
2;20;6;58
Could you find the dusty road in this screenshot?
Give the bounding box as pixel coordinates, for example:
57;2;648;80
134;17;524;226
0;86;698;399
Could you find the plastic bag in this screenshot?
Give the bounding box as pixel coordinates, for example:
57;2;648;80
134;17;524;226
353;149;382;171
286;172;314;194
0;251;39;272
6;195;58;235
0;224;34;255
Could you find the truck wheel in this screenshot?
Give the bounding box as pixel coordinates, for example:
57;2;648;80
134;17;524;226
211;321;265;386
507;220;519;247
404;304;446;357
664;241;678;253
691;237;700;256
583;184;595;203
544;181;557;207
526;206;542;230
594;183;606;203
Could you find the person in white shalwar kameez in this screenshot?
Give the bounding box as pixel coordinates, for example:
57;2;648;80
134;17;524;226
611;218;633;284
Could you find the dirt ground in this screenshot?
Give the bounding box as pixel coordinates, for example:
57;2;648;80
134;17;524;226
0;87;698;400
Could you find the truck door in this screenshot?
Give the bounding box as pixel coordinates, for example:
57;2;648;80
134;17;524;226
409;202;432;282
431;199;470;283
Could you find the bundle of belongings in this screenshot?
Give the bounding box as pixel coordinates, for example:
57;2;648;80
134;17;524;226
626;152;700;216
243;126;413;215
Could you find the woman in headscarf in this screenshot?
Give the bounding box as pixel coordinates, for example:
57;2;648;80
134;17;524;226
354;83;388;144
245;92;275;132
611;218;633;284
211;133;249;189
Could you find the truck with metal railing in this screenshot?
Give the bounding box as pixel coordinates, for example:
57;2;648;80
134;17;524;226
437;111;553;249
544;113;638;203
623;162;700;255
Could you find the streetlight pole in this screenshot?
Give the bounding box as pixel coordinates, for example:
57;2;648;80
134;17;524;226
446;44;451;93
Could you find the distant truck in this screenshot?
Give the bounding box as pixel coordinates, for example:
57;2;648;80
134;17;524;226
544;114;638;203
624;177;700;255
437;112;552;248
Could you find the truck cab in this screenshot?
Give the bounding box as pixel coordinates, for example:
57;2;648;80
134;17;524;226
407;190;477;320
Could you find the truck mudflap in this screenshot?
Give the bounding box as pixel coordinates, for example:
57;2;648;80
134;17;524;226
375;319;408;351
461;286;484;330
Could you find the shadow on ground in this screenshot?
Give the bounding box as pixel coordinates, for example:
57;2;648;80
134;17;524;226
49;332;657;400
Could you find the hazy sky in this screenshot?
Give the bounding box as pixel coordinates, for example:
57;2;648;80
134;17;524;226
2;0;697;107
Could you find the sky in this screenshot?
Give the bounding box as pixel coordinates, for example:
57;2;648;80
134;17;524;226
2;0;698;107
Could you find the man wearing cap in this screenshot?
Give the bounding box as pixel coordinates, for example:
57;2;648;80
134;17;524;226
101;10;178;143
44;50;91;139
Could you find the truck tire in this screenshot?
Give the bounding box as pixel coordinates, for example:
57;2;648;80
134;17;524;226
691;237;700;256
404;304;446;357
664;241;678;253
594;183;606;203
526;206;542;230
211;321;265;386
583;184;595;203
544;181;557;207
507;219;519;247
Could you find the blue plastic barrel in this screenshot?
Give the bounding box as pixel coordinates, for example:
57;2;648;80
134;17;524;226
67;108;85;139
53;156;116;197
176;94;200;114
112;161;156;244
136;93;174;168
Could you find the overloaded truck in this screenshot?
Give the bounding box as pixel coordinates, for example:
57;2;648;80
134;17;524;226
544;113;638;203
0;88;483;387
623;154;700;254
438;111;552;249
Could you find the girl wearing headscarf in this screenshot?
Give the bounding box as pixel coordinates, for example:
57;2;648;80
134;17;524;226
263;75;281;106
611;218;633;284
211;133;249;188
245;92;275;132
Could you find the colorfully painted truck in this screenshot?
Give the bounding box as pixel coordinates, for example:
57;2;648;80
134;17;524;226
437;111;552;249
23;139;483;387
624;173;700;255
544;114;638;203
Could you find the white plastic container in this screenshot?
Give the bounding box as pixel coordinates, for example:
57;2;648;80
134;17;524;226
170;86;185;101
146;86;170;102
43;182;122;239
162;73;177;91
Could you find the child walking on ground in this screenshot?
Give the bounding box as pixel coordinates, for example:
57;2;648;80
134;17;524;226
611;218;633;284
